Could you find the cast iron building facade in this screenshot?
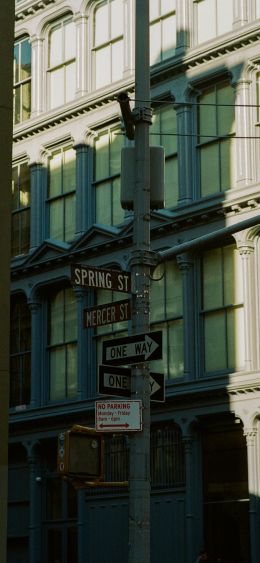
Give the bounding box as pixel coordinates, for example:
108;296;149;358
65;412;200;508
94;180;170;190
9;1;260;562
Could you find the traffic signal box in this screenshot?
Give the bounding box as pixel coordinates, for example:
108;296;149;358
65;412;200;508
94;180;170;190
57;425;104;483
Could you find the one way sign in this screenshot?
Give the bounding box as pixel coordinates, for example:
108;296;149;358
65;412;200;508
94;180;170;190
99;365;165;402
102;331;162;366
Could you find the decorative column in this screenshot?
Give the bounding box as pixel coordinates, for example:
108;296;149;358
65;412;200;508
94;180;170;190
234;234;256;371
176;253;195;379
123;0;135;77
74;13;88;97
232;75;253;185
24;441;42;563
175;98;193;205
30;35;44;117
29;161;44;252
233;0;248;28
176;0;190;55
244;427;260;563
74;142;92;237
28;298;42;408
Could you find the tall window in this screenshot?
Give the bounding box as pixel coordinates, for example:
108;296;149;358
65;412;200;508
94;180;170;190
201;245;244;374
13;37;31;125
48;17;76;109
197;81;236;197
150;0;176;65
48;146;76;242
94;127;124;225
93;0;124;89
195;0;233;44
12;162;30;257
150;260;183;379
48;288;77;401
10;294;31;407
150;105;178;207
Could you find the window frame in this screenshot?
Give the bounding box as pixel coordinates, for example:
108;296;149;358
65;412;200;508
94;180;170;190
13;36;31;125
47;144;76;243
10;293;31;408
47;15;76;110
11;160;31;258
47;286;78;403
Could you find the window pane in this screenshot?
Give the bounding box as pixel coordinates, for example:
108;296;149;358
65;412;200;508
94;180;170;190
227;307;245;370
21;40;31;80
111;0;123;38
50;292;64;345
50;199;63;240
112;178;124;225
49;152;62;197
151;264;165;322
64;21;76;60
49;25;62;67
19;163;30;207
150;0;159;20
165;157;178;208
63;149;76;193
203;248;222;309
95;47;110;88
21;209;30;253
11;214;19;256
96;181;111;224
168;321;184;378
161;107;177;155
14;87;21;125
21;81;31;121
112;40;124;82
13;44;19;83
65;289;77;341
217;84;235;136
200;143;219;196
50;348;66;400
47;478;62;520
162;14;176;59
50;68;64;109
95;3;109;45
166;261;182;317
110;131;123;175
150;22;161;65
161;0;176;14
217;0;233;34
199;89;216;140
197;0;215;43
65;195;75;241
12;167;19;210
95;134;109;179
204;312;226;372
65;61;76;103
220;138;233;190
67;344;77;397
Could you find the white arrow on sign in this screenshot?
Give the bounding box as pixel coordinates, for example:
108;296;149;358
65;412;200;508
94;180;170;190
105;334;159;362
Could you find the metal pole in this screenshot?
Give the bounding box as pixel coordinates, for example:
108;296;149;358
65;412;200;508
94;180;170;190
129;2;151;562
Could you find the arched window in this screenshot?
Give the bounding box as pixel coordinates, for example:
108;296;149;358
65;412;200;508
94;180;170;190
92;0;124;89
47;16;76;109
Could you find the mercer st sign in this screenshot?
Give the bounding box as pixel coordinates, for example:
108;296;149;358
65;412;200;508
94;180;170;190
102;331;162;366
84;299;131;328
71;263;131;293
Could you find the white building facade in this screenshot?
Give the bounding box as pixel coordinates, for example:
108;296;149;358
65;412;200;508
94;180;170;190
9;1;260;562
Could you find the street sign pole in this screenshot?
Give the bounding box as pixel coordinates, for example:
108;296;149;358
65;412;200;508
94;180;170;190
129;2;151;562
